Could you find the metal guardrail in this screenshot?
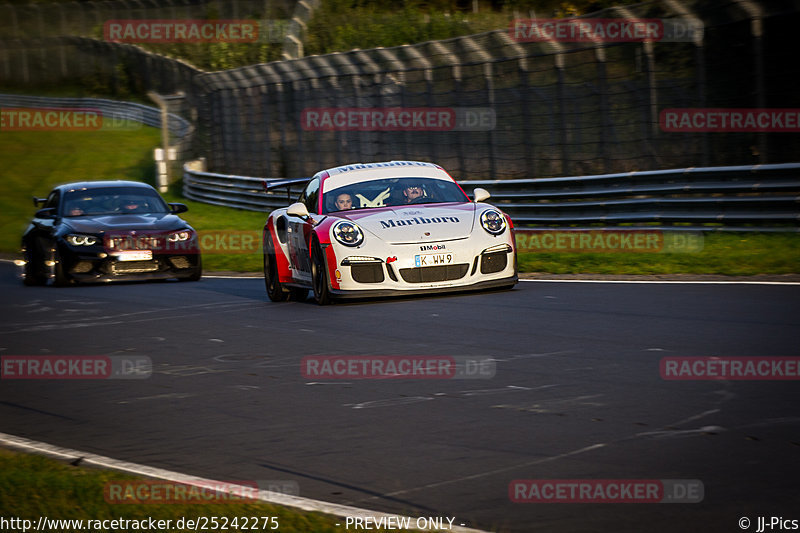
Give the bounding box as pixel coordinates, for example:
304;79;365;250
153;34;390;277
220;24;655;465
183;162;800;231
0;94;191;138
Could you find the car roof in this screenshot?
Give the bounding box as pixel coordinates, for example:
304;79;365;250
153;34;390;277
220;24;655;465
317;161;453;193
53;181;157;194
322;160;445;177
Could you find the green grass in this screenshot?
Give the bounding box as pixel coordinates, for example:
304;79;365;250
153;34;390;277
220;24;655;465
161;187;267;272
0;448;392;533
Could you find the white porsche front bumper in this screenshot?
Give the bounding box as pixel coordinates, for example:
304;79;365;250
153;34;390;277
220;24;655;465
326;234;517;297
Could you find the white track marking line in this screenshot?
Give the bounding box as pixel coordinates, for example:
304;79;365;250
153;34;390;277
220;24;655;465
520;278;800;285
0;432;489;533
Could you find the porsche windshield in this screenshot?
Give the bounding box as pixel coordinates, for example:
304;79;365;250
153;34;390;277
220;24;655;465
62;187;169;217
322;177;468;214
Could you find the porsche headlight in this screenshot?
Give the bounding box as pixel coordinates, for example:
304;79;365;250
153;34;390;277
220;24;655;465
168;230;193;242
332;221;364;247
480;210;507;235
66;234;98;246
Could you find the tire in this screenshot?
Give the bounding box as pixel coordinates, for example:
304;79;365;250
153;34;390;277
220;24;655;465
179;256;202;282
22;244;46;286
51;246;72;287
310;240;331;305
179;268;202;282
264;237;289;302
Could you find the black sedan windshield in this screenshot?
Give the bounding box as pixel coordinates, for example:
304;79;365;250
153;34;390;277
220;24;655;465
62;187;169;217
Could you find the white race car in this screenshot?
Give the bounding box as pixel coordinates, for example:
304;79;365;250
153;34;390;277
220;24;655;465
262;161;517;304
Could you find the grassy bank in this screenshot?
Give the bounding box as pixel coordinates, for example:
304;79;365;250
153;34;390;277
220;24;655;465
0;448;385;533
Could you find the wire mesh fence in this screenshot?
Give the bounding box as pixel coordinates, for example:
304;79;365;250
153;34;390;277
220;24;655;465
1;0;799;181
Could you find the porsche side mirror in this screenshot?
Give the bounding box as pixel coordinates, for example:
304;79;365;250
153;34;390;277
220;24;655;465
287;202;310;219
169;202;189;214
34;208;56;219
473;188;491;203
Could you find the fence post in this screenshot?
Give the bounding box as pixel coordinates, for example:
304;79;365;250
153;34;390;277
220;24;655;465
695;31;709;166
555;53;569;176
399;45;433;164
352;50;380;163
375;48;407;163
750;9;767;163
1;3;19;38
329;52;361;165
642;40;659;168
594;44;610;173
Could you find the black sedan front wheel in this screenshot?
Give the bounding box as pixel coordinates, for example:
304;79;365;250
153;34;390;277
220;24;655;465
178;256;202;282
21;243;46;286
51;245;72;287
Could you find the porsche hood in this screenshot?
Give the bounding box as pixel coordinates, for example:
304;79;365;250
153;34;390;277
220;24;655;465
341;203;476;243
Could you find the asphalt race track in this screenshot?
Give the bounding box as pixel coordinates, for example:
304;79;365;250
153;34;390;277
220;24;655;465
1;261;799;532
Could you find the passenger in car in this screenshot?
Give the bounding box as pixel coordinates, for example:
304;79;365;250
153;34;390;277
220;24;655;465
335;192;353;210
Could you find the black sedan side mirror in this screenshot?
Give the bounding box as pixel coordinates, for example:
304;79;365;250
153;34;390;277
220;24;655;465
169;203;189;214
35;208;56;219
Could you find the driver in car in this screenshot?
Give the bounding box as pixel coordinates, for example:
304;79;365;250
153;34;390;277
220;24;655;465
403;182;425;203
120;198;143;212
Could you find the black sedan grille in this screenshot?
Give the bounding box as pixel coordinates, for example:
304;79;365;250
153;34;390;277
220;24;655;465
106;235;163;251
111;261;160;274
399;264;469;283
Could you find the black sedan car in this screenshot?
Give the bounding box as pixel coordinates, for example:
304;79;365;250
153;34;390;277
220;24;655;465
20;181;202;285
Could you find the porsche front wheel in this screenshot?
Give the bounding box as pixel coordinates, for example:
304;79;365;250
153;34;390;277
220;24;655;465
311;241;331;305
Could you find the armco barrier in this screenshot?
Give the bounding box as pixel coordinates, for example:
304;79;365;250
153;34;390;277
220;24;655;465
183;162;800;231
0;94;191;138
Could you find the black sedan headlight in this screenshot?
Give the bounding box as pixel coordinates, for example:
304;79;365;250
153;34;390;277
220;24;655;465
168;230;193;242
332;221;364;247
65;234;98;246
480;210;507;235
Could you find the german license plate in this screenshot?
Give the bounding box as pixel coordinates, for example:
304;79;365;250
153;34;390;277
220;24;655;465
115;250;153;261
414;253;453;267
